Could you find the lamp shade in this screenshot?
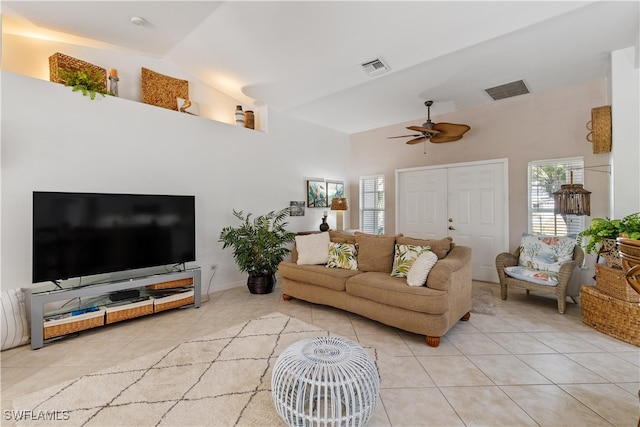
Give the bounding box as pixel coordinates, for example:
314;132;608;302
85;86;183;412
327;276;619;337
330;198;348;211
553;184;591;216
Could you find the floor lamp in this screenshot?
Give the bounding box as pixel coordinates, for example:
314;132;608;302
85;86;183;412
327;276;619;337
330;198;348;231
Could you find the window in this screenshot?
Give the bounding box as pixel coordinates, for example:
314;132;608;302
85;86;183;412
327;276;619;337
359;175;385;234
528;157;585;236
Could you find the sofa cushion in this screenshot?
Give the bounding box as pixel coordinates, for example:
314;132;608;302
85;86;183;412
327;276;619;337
406;251;439;287
390;244;431;278
295;232;330;265
329;230;357;244
346;272;448;314
396;236;453;259
518;234;576;274
354;232;398;273
326;242;358;270
278;262;361;292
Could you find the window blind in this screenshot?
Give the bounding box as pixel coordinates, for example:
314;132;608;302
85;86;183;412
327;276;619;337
360;175;385;235
528;157;585;236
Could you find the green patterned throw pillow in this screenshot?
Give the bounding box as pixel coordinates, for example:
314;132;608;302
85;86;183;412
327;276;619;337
326;242;358;270
391;244;431;278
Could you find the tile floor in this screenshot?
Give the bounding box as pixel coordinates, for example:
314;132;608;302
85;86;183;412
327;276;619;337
2;281;639;426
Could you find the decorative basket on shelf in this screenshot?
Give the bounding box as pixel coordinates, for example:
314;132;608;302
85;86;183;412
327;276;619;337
48;52;107;92
141;67;189;111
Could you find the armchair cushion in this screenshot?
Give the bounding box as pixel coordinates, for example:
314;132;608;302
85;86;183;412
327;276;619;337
504;266;558;286
518;234;576;274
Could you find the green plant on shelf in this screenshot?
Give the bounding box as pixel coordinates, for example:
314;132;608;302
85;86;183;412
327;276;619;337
577;212;640;254
59;68;113;100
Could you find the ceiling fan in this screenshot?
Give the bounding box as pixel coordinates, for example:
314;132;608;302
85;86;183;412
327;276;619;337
388;100;470;145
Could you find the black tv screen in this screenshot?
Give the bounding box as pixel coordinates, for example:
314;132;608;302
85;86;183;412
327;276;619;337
33;192;196;283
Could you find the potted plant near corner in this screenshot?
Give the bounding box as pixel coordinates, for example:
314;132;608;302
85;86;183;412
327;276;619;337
219;208;296;294
577;212;640;267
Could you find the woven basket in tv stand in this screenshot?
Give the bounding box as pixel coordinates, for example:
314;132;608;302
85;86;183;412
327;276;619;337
27;267;201;350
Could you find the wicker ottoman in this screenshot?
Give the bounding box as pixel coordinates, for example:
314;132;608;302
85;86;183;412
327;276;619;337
271;336;379;427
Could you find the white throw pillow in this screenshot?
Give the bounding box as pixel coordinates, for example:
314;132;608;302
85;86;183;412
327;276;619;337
295;232;331;265
1;288;30;350
391;244;431;278
406;251;438;287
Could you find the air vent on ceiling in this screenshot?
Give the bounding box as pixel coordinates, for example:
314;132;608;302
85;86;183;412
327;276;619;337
361;57;390;77
485;80;530;101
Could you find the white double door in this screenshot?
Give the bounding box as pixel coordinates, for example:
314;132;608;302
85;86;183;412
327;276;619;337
396;159;509;282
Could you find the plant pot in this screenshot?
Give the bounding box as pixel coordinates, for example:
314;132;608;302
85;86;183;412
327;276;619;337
247;273;276;294
599;238;622;269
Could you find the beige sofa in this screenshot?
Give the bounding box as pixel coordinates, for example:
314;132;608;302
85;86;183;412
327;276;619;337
278;231;472;347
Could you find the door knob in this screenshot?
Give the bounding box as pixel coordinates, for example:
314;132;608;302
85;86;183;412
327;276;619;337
449;226;455;230
448;218;454;222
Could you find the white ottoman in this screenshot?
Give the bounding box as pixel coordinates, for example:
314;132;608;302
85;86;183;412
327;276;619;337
271;336;379;427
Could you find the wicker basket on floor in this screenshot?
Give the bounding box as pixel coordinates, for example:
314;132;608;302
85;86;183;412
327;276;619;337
595;264;640;303
581;286;640;346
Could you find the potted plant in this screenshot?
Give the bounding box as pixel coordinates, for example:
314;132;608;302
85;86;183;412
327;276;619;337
219;207;296;294
577;212;640;266
59;68;113;100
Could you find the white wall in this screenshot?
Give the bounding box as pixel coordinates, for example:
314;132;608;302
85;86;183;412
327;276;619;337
611;46;640;217
0;33;258;128
1;72;350;292
348;79;611;285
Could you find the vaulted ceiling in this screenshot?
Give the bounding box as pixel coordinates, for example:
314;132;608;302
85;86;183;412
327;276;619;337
2;1;638;134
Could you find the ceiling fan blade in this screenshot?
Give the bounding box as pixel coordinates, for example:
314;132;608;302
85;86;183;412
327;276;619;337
407;125;441;135
431;122;471;136
387;134;421;139
406;137;427;145
429;135;463;143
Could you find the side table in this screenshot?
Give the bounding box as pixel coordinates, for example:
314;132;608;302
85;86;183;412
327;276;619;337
271;336;379;427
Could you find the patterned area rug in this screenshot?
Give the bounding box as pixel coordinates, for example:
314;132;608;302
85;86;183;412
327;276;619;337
14;312;363;427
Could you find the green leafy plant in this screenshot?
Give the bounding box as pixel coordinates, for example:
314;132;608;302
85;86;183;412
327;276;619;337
219;208;296;276
577;212;640;254
59;68;112;100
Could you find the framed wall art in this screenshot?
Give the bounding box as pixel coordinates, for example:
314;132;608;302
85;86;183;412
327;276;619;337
290;201;305;216
327;181;345;208
307;180;327;208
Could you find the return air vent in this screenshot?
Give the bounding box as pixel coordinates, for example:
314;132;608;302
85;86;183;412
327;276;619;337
361;57;390;77
485;80;530;100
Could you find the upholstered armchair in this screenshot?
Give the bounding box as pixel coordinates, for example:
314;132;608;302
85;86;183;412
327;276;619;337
496;237;584;314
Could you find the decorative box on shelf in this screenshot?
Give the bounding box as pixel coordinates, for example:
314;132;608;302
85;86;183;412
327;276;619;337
43;308;106;340
105;298;154;324
153;289;195;313
580;286;640;346
595;263;640;303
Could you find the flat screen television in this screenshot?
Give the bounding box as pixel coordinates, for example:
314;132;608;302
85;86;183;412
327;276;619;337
33;191;196;283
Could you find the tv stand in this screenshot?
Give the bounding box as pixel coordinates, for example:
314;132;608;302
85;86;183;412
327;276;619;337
27;267;201;350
